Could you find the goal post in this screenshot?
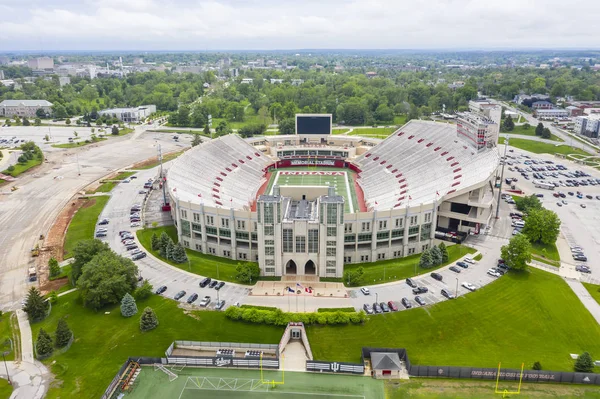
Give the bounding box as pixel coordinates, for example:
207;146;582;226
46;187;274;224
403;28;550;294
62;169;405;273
495;362;524;397
260;353;284;386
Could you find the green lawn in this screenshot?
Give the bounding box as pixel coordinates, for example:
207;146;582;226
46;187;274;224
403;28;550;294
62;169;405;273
507;138;592;157
347;127;398;138
52;138;107;149
0;379;12;399
331;128;350;135
135;151;185;170
394;114;408;126
30;292;284;399
63;196;110;259
0;312;16;361
344;244;476;285
308;268;600;371
583;283;600;306
473;253;483;261
136;226;252;283
88;171;136;193
503;125;563;142
2;157;42;177
530;241;560;263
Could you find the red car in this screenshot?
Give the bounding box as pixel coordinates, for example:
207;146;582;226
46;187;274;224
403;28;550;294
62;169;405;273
387;301;398;311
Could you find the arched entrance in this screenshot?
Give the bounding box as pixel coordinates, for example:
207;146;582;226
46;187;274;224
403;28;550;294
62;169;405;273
305;260;316;275
285;260;297;275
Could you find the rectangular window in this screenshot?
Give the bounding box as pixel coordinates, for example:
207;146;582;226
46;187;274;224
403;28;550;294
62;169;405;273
378;220;387;230
181;220;191;237
219;228;231;238
422;244;429;251
221;218;229;228
295;236;306;253
361;222;371;232
205;226;217;236
193;213;201;222
344;234;356;243
376;231;389;240
424;213;432;223
360;255;369;262
326;240;336;247
194;232;202;239
327;226;337;237
265;246;275;255
410;215;418;226
357;233;371;242
264;203;274;224
326;204;337;225
264;225;274;236
238;253;247;260
395;218;403;228
265;267;276;274
283;229;293;252
326;247;336;256
420;223;432;241
308;229;319;253
223;250;231;257
408;248;415;255
208;247;216;254
265;259;275;266
183;240;189;247
237;220;246;230
251;232;257;241
195;243;202;251
408;226;419;235
344;223;353;233
235;231;249;240
253;222;257;231
391;229;404;238
377;253;386;260
326;260;336;274
191;223;202;232
206;215;214;225
265;239;275;246
180;209;187;219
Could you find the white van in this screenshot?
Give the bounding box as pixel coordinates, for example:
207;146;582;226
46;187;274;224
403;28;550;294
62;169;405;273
514;220;525;228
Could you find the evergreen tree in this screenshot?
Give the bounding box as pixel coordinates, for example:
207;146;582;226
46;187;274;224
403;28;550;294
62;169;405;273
438;242;449;263
111;125;119;135
419;249;434;268
54;319;72;348
574;352;594;373
49;257;61;278
502;115;514;131
541;127;551;139
535;122;544;136
139;307;159;332
36;328;54;358
203;124;211;136
158;232;170;257
191;134;201;147
165;240;175;261
430;246;443;265
24;287;49;322
150;233;160;251
120;293;138;317
171;242;188;263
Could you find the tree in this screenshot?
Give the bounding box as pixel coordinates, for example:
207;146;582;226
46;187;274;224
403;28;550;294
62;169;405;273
36;329;53;358
150;233;160;251
73;131;78;138
134;280;154;300
22;117;30;126
49;257;61;278
165;239;175;260
23;287;49;322
419;249;434;268
111;125;119;135
430;246;443;265
191;134;201;147
36;108;46;118
171;243;188;263
343;267;365;286
532;361;542;370
503;115;514;132
215;121;231;136
574;352;594;373
278;118;295;135
158;232;171;257
238;123;267;138
203;124;211;136
120;293;138;317
541;127;551;139
535;122;544;136
70;239;111;285
500;234;532;271
77;251;139;310
438;242;449;263
515;195;542;213
235;262;261;284
522;208;561;246
54;319;72;348
523;123;531;130
53;104;68;119
140;307;159;332
35;118;42;126
65;118;71;125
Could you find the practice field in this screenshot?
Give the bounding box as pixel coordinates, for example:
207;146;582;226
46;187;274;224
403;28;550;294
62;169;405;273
267;168;358;213
126;366;384;399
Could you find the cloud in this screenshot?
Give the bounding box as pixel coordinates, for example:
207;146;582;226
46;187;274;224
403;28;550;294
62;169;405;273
0;0;598;50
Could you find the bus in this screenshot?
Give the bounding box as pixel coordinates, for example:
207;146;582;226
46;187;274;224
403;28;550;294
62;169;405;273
534;180;555;190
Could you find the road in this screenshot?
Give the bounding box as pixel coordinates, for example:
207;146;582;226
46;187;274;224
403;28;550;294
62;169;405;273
0;126;186;311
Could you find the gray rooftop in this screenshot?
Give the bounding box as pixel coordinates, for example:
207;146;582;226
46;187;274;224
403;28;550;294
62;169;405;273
258;195;281;202
0;99;52;107
371;352;402;370
320;195;345;203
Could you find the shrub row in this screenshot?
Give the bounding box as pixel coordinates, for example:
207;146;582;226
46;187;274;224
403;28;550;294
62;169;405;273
317;307;356;313
224;306;366;326
240;305;278;311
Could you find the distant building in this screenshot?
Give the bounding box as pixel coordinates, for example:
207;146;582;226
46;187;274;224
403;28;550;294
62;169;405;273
531;101;554;110
133;58;144;65
0;99;53;117
574;114;600;138
270;79;283;84
456;101;501;151
0;70;4;80
513;94;550;105
240;78;253;84
366;71;377;78
583;108;600;115
291;79;304;86
98;105;156;123
59;76;71;87
566;105;583;117
27;57;54;70
0;56;9;65
534;109;569;119
448;81;465;90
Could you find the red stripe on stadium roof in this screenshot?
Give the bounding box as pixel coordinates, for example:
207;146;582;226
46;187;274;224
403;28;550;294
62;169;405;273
395;173;403;178
216;177;224;181
215;201;223;206
397;132;405;136
220;172;227;176
450;162;459;167
440;151;448;156
451;181;460;187
365;153;372;158
400;184;407;189
434;147;441;151
417;138;424;143
426;142;433;147
373;156;380;161
226;168;232;172
386;165;393;169
408;135;414;139
391;169;398;173
213;194;220;199
447;157;455;161
380;160;387;165
398;196;405;201
454;175;462;179
453;168;462;173
447;189;456;194
213;182;221;187
399;190;406;195
212;188;219;193
255;152;261;157
238;159;245;164
231;163;238;168
246;156;252;160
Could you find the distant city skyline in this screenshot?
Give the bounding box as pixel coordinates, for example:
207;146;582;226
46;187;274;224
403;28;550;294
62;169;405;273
0;0;599;51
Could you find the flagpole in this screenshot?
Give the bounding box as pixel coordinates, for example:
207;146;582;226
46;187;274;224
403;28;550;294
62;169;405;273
296;292;298;312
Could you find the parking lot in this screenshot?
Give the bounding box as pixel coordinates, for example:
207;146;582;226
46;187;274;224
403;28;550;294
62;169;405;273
0;125;103;150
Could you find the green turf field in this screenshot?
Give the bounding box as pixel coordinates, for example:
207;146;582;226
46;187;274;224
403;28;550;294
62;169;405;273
267;168;359;213
127;366;384;399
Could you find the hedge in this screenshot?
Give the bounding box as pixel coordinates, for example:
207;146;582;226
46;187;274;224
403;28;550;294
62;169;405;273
240;305;278;311
317;307;356;313
224;306;366;326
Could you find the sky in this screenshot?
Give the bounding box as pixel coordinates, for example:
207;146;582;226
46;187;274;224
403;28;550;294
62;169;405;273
0;0;599;51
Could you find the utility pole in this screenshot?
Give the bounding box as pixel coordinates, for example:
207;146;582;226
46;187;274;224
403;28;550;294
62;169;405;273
158;143;167;207
2;351;10;384
495;136;509;219
455;278;459;298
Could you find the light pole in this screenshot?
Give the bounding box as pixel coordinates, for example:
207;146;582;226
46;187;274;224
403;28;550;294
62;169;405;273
455;278;459;298
2;351;10;385
495;136;509;219
375;293;379;305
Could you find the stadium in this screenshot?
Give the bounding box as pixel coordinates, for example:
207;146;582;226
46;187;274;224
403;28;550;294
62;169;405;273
166;113;500;278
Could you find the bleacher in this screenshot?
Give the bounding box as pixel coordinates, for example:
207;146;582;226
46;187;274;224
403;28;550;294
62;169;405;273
168;135;272;209
354;120;499;210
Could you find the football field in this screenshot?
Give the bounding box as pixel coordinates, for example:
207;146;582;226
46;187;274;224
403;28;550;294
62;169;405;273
268;168;358;213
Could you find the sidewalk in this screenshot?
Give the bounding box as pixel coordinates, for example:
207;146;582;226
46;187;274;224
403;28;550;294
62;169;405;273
565;280;600;325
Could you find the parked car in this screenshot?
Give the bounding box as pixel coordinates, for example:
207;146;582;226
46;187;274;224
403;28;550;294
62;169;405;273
215;281;225;290
573;254;588;262
412;286;428;295
380;302;390;313
187;293;199;304
174;290;186;300
125;245;138;251
98;218;109;225
487;268;501;277
414;296;426;306
215;300;226;310
372;303;382;313
576;265;591;274
463;257;475;264
449;266;461;273
199;277;212;288
131;252;147;260
199;296;211;307
430;272;443;281
461;282;477;291
95;232;107;238
360;287;370;295
387;301;398;311
363;303;374;314
405;278;417;288
441;288;455;299
581;204;587;208
401;297;412;309
456;261;469;268
209;280;219;289
96;228;108;233
155;285;167;294
138;190;147;194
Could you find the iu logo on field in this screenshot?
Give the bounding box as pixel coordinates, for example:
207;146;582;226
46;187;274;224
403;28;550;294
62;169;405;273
331;362;340;372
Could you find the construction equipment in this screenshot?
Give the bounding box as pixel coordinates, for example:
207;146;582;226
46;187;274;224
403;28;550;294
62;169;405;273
30;244;40;257
28;267;37;282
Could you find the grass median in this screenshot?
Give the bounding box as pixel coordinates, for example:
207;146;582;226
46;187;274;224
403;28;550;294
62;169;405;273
344;244;476;285
2;157;42;177
63;196;110;259
0;379;13;399
507;138;591;157
347;127;397;137
136;226;251;283
89;171;136;193
583;282;600;306
308;268;600;371
0;312;15;361
503;125;563;142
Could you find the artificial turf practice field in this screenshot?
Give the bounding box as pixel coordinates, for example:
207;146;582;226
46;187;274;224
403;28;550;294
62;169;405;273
267;167;359;213
126;367;384;399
